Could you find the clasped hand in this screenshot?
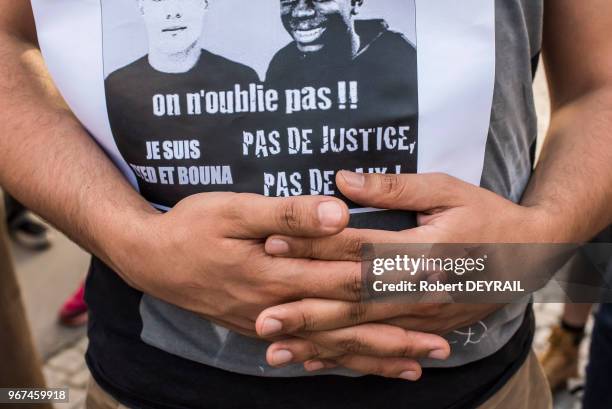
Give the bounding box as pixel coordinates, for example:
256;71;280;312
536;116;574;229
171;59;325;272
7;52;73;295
119;171;542;380
254;170;545;378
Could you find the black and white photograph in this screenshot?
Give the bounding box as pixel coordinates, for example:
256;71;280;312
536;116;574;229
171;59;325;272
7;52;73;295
102;0;418;209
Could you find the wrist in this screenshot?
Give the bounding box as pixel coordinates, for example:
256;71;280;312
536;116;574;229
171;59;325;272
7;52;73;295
518;203;572;243
98;203;163;287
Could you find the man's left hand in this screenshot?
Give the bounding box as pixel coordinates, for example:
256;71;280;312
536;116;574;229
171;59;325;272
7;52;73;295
257;171;554;373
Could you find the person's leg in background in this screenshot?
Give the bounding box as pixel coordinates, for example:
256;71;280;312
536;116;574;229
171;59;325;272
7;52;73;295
477;351;552;409
539;303;592;391
4;192;51;251
582;227;612;409
0;190;52;409
583;303;612;409
539;227;612;392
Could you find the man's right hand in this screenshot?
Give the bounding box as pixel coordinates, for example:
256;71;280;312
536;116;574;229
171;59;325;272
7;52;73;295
103;192;451;379
108;192;360;336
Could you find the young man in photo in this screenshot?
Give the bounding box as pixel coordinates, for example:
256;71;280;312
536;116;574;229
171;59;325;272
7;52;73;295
265;0;418;229
105;0;259;207
266;0;417;129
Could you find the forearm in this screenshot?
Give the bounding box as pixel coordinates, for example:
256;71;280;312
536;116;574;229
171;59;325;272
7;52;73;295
521;87;612;242
0;32;158;277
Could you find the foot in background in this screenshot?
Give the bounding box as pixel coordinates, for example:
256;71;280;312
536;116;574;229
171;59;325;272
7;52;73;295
539;322;584;391
58;283;88;327
8;212;52;251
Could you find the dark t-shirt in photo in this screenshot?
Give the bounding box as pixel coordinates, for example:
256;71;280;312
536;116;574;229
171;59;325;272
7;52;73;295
265;19;419;230
105;50;259;207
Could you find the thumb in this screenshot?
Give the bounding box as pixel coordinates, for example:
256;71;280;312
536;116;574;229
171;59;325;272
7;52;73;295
336;171;472;212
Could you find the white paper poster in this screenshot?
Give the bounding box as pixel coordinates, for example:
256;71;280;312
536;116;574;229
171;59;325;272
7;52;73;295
31;0;494;210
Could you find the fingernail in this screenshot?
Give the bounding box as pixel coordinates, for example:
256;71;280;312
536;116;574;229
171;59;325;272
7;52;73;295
304;360;325;371
260;318;283;336
318;201;344;227
428;349;448;360
270;349;293;366
266;239;289;255
340;171;365;188
398;370;419;381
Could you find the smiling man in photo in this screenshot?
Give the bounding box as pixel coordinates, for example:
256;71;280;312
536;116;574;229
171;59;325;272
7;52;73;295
281;0;363;57
267;0;417;77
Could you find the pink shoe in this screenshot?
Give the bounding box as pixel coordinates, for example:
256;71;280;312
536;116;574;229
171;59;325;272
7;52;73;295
58;284;88;327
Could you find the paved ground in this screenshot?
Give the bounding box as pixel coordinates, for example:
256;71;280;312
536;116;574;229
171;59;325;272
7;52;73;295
41;338;89;409
12;66;590;409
